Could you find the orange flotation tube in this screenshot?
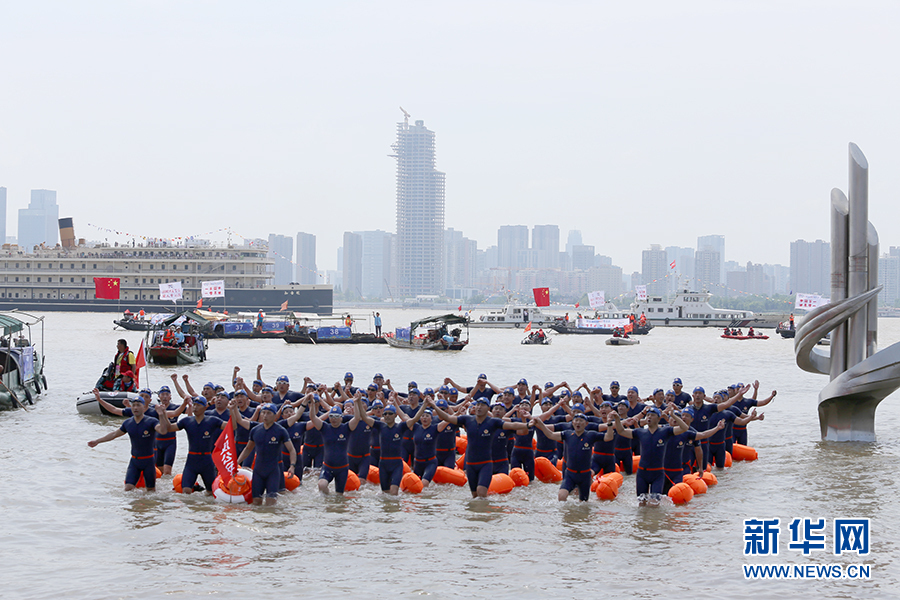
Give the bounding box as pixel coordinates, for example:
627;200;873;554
456;436;467;454
732;443;758;461
594;477;618;500
701;471;718;486
683;475;708;495
632;456;641;472
668;482;694;504
211;468;253;503
345;470;361;491
400;472;423;494
456;454;465;470
534;457;562;483
488;473;515;495
134;467;162;488
367;465;380;485
283;472;301;491
433;466;467;486
508;467;529;487
172;473;183;493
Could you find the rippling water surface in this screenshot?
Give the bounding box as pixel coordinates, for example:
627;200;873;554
3;310;899;599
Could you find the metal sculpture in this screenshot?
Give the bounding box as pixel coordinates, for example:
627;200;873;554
795;143;897;441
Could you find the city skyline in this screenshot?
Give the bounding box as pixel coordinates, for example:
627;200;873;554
3;4;900;277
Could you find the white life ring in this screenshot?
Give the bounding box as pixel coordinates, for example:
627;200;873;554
211;467;253;503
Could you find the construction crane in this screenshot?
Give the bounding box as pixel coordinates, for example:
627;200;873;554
399;106;410;127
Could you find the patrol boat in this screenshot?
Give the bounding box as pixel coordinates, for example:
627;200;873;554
0;311;48;410
632;289;783;328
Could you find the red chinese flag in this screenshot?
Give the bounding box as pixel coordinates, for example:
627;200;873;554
533;287;550;307
458;305;462;312
134;339;146;387
196;298;203;309
213;419;238;486
94;277;121;300
624;323;633;334
524;322;532;332
280;300;289;311
575;302;580;308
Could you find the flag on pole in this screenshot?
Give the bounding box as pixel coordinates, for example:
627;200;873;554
458;305;462;312
574;302;580;308
196;299;203;309
93;277;120;300
533;287;550;307
280;300;289;311
134;339;146;387
525;322;532;332
212;419;238;486
624;322;634;334
670;259;676;269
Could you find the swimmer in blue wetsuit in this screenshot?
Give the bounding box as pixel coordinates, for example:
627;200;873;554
610;407;688;506
357;393;412;496
731;380;776;447
662;408;723;492
236;403;296;506
707;391;764;468
532;411;604;501
688;384;747;470
307;394;362;494
88;396;172;491
176;396;226;494
407;404;451;487
434;399;461;469
509;401;536;480
429;396;528;498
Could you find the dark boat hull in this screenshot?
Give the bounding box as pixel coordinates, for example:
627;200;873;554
284;333;386;344
550;324;653;335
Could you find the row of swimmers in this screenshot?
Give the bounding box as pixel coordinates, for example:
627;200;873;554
87;370;775;506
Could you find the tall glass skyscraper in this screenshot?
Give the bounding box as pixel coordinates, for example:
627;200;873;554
393;117;445;297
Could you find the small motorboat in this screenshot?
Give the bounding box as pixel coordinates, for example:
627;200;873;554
606;337;639;346
521;332;551;345
385;314;469;351
76;390;140;416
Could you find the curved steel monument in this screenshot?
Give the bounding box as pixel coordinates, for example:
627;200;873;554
795;143;899;442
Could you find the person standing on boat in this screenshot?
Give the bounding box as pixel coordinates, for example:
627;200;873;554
373;312;382;337
87;395;172;491
114;339;136;378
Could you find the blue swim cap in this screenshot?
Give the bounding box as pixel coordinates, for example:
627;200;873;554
276;375;289;383
344;372;354;379
261;403;278;413
592;385;603;392
423;387;434;396
504;387;515;395
383;405;397;414
192;396;207;407
610;381;620;388
600;401;613;408
439;385;449;393
367;383;378;391
234;389;247;397
408;381;418;388
374;373;384;379
139;388;152;397
449;388;458;395
653;388;664;395
572;391;583;399
666;390;675;396
131;396;148;405
560;389;571;397
647;407;661;417
253;380;264;387
628;386;638;394
693;386;705;394
329;406;343;417
518;378;528;385
544;381;554;389
683;407;695;418
478;373;488;380
409;388;420;396
572;412;587;421
203;382;216;389
158;386;171;394
436;399;449;409
371;400;384;408
262;386;274;394
311;393;321;401
474;398;490;406
673;377;683;385
572;403;586;413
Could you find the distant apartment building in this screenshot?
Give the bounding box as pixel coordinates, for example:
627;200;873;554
565;229;583;256
666;246;695;291
267;234;294;285
587;264;624;301
295;232;318;284
498;225;529;269
642;244;669;296
342;232;363;300
695;249;722;292
790;239;830;295
18;189;59;251
878;247;900;305
726;262;772;298
571;244;595;272
354;230;394;299
445;228;477;293
393;117;444;297
0;186;6;245
697;234;725;286
532;224;560;270
763;264;791;295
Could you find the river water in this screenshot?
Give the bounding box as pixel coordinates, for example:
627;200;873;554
2;310;899;599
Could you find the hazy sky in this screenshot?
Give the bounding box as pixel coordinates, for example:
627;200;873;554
2;1;899;273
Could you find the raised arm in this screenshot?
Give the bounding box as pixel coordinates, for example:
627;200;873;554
694;420;724;440
92;388;127;416
153;404;172;435
735;408;764;427
530;417;562;442
609;413;633;439
166;396;191;419
755;390;776;408
169;373;189;400
427;397;458;425
405;401;427;430
229;401;253;430
87;428;126;447
717;384;751;412
182;374;198;398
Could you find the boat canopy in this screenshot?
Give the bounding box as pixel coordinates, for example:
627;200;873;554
0;314;24;336
410;314;469;330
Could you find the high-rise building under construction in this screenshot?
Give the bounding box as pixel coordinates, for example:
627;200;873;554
392;113;445;297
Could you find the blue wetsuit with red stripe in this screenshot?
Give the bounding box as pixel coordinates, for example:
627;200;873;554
249;422;290;498
664;429;697;492
510;419;535;480
457;415;506;493
177;415;224;490
373;420;406;491
707;409;737;468
155;403;180;468
435;422;458;468
412;423;439;482
319;422;352;493
633;426;675;496
120;415;159;487
559;429;604;501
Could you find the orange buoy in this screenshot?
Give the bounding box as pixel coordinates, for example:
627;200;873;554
556;458;564;470
456;436;468;454
685;476;708;495
400;472;423;494
345;470;360;492
433;466;467;486
135;467;163;488
534;457;562;483
599;473;621;492
668;482;694;504
283;472;301;491
508;468;529;487
632;456;641;472
701;471;718;486
488;473;515;495
732;443;758;461
595;478;618;500
172;473;183;493
590;475;601;492
402;461;412;475
456;454;465;470
211;469;253;503
615;463;622;473
724;451;733;468
367;465;381;485
603;471;624;488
